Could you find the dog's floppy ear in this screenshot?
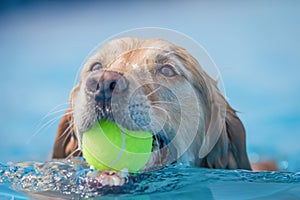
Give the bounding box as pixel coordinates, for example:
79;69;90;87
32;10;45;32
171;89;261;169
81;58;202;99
198;78;251;169
223;105;252;169
191;70;251;169
52;108;80;159
203;104;251;170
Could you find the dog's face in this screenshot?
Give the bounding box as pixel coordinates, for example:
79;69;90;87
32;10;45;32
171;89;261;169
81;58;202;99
53;37;251;170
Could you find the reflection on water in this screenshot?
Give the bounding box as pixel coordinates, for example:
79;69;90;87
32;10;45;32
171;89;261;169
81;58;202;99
1;158;300;199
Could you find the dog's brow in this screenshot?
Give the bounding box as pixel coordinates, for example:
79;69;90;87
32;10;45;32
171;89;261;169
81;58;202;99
155;51;176;64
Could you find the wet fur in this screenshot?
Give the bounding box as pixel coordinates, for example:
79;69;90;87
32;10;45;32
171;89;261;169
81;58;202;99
52;38;251;170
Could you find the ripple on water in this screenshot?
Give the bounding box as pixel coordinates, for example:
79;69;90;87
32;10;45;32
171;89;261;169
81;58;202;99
1;158;300;199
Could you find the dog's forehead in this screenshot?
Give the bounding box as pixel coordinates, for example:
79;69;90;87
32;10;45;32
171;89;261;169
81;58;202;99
100;37;173;56
87;38;174;71
83;37;202;80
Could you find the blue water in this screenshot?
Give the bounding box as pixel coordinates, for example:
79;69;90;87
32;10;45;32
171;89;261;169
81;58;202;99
0;1;300;199
1;158;300;199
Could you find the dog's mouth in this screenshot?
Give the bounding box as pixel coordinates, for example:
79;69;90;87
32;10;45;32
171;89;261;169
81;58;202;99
95;103;114;121
94;102;170;154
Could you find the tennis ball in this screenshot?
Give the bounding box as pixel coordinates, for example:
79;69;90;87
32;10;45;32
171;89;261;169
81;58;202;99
82;120;153;173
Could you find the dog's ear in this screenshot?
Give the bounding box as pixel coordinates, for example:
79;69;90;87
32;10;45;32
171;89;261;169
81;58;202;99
52;108;80;159
203;104;251;170
194;74;251;169
223;105;252;169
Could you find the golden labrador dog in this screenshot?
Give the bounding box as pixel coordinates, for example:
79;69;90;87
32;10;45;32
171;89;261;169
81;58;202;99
52;37;251;171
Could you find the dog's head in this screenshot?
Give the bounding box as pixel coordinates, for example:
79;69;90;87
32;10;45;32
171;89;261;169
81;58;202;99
52;37;251;170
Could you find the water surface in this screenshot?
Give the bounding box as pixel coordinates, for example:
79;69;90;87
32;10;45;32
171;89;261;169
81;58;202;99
1;158;300;199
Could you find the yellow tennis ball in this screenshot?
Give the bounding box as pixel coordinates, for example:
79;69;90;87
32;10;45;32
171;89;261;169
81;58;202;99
82;120;153;173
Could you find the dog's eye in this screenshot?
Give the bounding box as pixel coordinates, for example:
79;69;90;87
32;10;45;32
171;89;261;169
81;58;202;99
159;64;177;77
90;63;102;71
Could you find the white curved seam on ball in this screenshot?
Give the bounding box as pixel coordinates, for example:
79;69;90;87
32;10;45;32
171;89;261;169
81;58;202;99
108;129;126;169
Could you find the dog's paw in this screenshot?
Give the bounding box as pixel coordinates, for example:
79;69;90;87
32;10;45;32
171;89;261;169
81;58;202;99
87;170;129;187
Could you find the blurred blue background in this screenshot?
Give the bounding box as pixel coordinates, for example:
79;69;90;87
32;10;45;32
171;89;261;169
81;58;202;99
0;1;299;171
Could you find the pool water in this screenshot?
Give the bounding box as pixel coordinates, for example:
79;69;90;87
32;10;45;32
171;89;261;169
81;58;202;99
1;158;300;199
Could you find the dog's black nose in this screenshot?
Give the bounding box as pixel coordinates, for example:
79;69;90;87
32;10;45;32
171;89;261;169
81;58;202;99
86;70;128;102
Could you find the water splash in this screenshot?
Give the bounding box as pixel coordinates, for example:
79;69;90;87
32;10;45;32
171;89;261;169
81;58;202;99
1;158;300;199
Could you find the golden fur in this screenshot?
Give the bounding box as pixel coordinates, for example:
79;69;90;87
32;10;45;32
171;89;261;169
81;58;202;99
52;38;251;170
